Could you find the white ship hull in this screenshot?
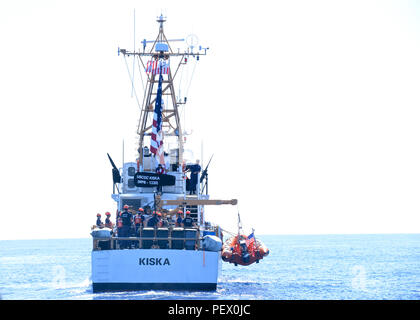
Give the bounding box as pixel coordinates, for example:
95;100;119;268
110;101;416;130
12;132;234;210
92;248;221;292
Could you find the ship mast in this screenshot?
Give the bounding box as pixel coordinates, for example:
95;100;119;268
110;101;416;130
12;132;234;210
119;15;208;171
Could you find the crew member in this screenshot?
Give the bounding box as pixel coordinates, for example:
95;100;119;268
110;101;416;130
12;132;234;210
156;164;165;174
147;211;160;228
156;164;165;193
96;214;103;228
160;213;170;227
144;206;152;215
134;208;144;235
139;208;146;224
104;212;113;228
116;210;122;236
189;160;201;195
176;210;183;227
182;210;195;228
119;205;133;249
144;146;150;156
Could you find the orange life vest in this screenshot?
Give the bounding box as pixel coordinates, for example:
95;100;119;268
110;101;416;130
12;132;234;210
134;215;142;225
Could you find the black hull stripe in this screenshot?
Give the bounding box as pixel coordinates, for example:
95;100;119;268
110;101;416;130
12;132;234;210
92;282;217;292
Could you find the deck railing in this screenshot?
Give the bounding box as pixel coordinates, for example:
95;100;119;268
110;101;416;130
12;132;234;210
92;228;201;251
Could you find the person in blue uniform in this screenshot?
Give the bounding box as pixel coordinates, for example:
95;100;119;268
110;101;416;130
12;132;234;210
176;210;183;227
96;214;103;227
189;160;201;195
119;205;132;248
104;212;113;228
182;211;195;228
147;211;161;228
103;212;113;236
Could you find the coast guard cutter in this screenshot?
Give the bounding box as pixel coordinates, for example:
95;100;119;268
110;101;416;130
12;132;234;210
90;15;237;292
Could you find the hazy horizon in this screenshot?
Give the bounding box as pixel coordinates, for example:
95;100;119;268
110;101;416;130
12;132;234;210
1;232;419;242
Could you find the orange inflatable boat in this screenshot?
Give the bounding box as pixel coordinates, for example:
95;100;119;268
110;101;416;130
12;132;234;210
221;234;269;266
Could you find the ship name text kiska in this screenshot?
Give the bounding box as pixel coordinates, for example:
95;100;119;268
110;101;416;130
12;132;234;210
139;257;170;265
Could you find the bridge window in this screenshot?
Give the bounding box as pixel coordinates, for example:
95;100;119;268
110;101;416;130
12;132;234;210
128;179;135;188
128;167;136;176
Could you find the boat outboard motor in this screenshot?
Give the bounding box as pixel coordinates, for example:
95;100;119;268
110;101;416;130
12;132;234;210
239;239;250;263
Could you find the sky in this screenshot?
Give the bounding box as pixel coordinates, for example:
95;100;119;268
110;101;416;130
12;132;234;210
0;0;419;240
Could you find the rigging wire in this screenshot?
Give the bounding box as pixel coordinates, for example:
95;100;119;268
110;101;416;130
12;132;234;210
178;57;184;99
131;9;136;98
179;65;187;134
220;228;236;236
185;58;198;99
123;55;142;110
136;55;146;93
180;59;198;137
178;57;197;136
218;203;255;238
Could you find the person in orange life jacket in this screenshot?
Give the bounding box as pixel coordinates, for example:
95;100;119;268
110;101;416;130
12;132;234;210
140;207;146;221
176;210;183;227
134;208;145;235
104;212;113;228
182;211;195;228
147;211;161;228
116;210;122;236
96;214;103;228
119;205;132;248
157;212;164;227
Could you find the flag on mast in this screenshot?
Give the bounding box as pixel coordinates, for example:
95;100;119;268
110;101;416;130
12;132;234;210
146;59;170;75
150;64;166;167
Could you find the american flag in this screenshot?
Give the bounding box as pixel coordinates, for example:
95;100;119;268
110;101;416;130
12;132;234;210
145;59;170;75
246;232;255;247
150;73;166;166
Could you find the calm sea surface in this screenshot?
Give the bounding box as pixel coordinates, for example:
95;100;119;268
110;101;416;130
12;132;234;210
0;234;419;300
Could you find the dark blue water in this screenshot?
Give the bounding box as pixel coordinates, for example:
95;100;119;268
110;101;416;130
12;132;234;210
1;234;419;300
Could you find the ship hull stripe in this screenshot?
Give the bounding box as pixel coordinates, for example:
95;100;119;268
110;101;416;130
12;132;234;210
92;282;217;292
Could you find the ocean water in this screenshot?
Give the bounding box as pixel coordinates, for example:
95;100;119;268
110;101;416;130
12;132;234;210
0;234;419;300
